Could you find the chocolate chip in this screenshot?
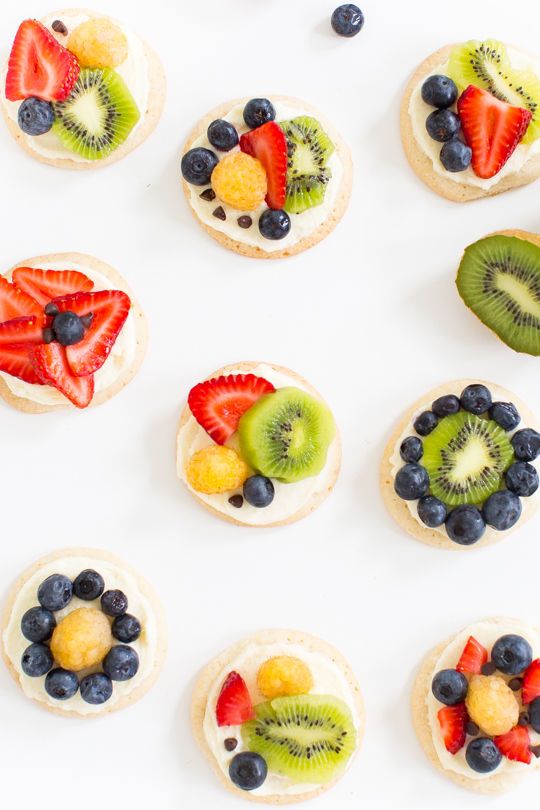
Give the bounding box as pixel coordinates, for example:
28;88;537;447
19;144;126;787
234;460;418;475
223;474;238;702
466;721;479;736
81;313;94;329
224;738;238;752
44;303;59;317
51;19;68;35
481;662;497;676
228;495;243;509
519;712;530;726
509;677;523;691
213;206;226;221
200;188;216;202
531;745;540;758
237;216;252;229
42;327;55;344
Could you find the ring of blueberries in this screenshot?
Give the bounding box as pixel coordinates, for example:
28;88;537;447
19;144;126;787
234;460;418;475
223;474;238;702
394;384;540;545
19;568;142;706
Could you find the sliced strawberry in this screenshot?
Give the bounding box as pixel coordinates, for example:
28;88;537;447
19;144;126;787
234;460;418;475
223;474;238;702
0;344;42;384
458;85;532;179
12;267;94;307
456;636;488;675
31;343;94;408
0;276;41;321
0;316;44;345
522;659;540;704
495;725;532;764
240;121;287;209
5;19;79;102
437;703;468;755
188;373;276;445
216;671;254;727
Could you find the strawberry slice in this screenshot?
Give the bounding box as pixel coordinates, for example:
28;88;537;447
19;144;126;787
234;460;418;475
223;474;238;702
12;267;94;307
5;19;79;102
32;342;94;408
458;85;532;179
522;659;540;704
188;373;276;445
456;636;488;675
0;316;44;345
240;122;287;209
495;725;532;764
0;344;42;384
0;276;41;321
216;671;255;727
437;703;468;754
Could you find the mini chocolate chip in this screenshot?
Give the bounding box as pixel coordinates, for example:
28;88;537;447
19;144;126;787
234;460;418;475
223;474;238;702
509;677;523;691
200;188;216;201
213;206;226;221
224;738;238;752
237;216;252;229
228;495;243;509
519;712;530;726
466;721;479;736
52;19;68;35
481;662;497;676
81;313;94;329
44;303;59;317
531;745;540;758
42;327;55;344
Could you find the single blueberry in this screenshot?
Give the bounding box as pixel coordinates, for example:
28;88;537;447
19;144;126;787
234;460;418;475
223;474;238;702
440;138;472;172
21;606;56;642
511;428;540;461
45;668;79;700
21;643;53;677
505;462;539;497
331;4;364;37
400;436;423;463
417;495;447;528
466;738;502;773
101;589;128;616
489;401;520;431
445;505;485;545
431;394;460;418
431;669;468;705
482;490;522;530
258;209;291;240
229;752;268;791
38;574;72;611
426;109;461;142
394;463;429;500
18;97;54;135
181;147;219;185
73;569;105;601
243;99;276;129
530;697;540;732
413;410;438;436
112;613;141;643
80;672;113;705
52;311;85;346
207;119;239;152
491;634;532;675
421;75;458;108
103;645;140;681
460;384;492;415
243;475;275;508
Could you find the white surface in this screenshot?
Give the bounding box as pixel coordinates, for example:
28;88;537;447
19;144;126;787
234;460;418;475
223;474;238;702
0;0;540;808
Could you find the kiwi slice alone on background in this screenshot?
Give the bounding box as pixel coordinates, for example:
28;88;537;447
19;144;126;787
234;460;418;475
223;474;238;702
52;68;140;160
457;234;540;355
238;387;335;483
422;411;514;507
279;117;335;214
242;695;356;784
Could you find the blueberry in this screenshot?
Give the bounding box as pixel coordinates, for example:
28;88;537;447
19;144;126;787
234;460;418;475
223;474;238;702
101;589;128;616
18;97;54;135
330;4;364;37
73;569;105;601
530;697;540;732
417;495;447;527
399;436;423;463
505;462;539;497
258;209;291;240
38;574;72;611
465;738;502;773
482;489;522;531
413;410;438;436
445;505;485;545
431;669;468;705
181;147;219;185
426;109;461;142
112;613;141;643
243;99;275;129
207;119;239;152
421;75;458;109
243;475;274;508
394;463;429;500
21;643;53;677
103;645;139;681
80;672;113;705
21;606;56;642
489;402;520;431
460;384;492;415
511;428;540;461
431;395;460;418
52;311;85;346
229;752;268;791
45;668;79;700
440;138;472;172
491;634;532;675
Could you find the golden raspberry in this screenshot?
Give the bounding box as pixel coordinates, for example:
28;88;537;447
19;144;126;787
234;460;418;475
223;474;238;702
211;153;267;211
68;18;128;68
186;446;249;495
257;656;314;699
465;675;519;736
50;608;112;671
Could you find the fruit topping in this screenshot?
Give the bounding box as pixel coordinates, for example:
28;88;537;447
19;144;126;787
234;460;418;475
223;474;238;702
52;311;85;346
437;703;468;754
229;752;268;791
465;737;502;773
243;475;274;508
207;119;239;152
399;436;423;463
38;574;73;611
257;656;313;699
413;410;438;436
211;152;267;211
240;121;287;209
421;75;458;109
182;147;219;185
457;636;488;675
216;671;255;727
73;569;105;601
0;345;41;384
482;490;521;531
258;209;291;240
0;316;44;345
465;675;519;735
112;613;141;643
394;463;429;500
492;634;533;675
45;668;79;700
425;109;461;142
0;276;41;321
445;505;486;545
32;342;95;408
279;117;334;214
21;606;56;643
417;495;447;527
511;428;540;461
243;99;276;130
522;659;540;704
12;267;94;306
101;589;128;616
103;645;139;681
331;4;364;37
432;395;460;417
494;725;532;764
460;384;492;414
489;402;520;431
431;669;468;706
67;18;128;68
50;608;112;671
18;97;54;135
21;643;54;677
440;138;472;172
186;446;249;495
80;672;113;705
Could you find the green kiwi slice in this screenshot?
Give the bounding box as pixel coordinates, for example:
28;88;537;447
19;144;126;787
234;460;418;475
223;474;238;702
241;695;356;784
52;68;140;160
279;117;335;214
457;234;540;355
238;387;335;483
448;40;540;143
422;411;514;507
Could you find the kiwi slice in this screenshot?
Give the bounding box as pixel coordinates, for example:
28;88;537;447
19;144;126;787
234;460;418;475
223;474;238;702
448;40;540;143
52;68;140;160
279;117;335;214
457;234;540;355
422;411;514;507
241;695;356;784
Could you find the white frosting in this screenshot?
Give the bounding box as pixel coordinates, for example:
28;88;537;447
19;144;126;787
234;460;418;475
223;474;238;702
187;101;343;253
2;554;159;715
408;47;540;188
1;11;150;162
177;364;339;525
203;640;360;797
427;619;540;778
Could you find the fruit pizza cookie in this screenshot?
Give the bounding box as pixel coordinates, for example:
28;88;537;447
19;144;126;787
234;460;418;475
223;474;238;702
381;380;540;549
401;39;540;200
192;630;364;803
1;10;165;168
177;362;341;527
2;549;166;717
180;96;352;258
413;618;540;793
0;252;147;412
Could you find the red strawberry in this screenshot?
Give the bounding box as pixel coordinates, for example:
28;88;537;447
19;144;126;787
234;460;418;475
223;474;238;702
240;122;287;209
12;267;94;307
0;344;42;384
0;276;41;321
0;316;44;345
522;659;540;705
5;19;80;102
32;342;94;408
456;636;488;675
458;85;532;179
215;671;255;727
495;725;532;764
188;374;276;445
437;703;468;755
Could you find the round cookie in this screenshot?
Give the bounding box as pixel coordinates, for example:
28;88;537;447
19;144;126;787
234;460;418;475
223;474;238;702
181;96;352;258
1;547;167;718
0;251;148;413
192;628;364;804
1;8;166;170
400;45;540;202
380;379;540;550
177;361;341;527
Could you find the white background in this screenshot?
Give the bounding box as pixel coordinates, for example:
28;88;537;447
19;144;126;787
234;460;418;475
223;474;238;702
0;0;539;807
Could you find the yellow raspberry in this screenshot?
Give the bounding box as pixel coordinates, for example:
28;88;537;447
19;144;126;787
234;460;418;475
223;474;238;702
465;675;519;736
50;608;112;671
211;153;267;211
257;656;314;699
68;18;128;68
186;446;249;494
